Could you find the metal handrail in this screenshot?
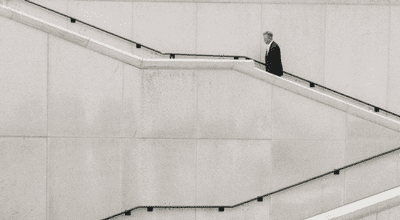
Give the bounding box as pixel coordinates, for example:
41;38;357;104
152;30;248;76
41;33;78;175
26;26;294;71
22;0;400;120
103;145;400;219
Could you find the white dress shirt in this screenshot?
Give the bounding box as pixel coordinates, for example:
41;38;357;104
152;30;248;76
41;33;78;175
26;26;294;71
266;40;274;56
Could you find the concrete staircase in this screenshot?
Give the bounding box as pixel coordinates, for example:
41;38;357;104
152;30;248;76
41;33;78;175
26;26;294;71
1;2;400;220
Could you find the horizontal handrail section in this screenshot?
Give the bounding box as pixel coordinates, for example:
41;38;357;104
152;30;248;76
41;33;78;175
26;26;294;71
14;1;400;219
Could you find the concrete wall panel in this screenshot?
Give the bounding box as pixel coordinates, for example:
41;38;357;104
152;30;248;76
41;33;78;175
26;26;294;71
270;174;344;220
131;2;196;54
344;153;400;203
346;114;400;165
377;204;400;220
197;3;261;60
272;86;346;140
0;138;46;220
360;214;377;220
0;16;47;136
345;140;400;166
198;70;272;139
271;140;345;191
346;114;400;141
122;63;142;137
196;140;271;206
48;35;123;137
325;5;390;108
387;6;400;115
261;4;326;84
48;138;122;220
240;200;270;220
138;69;197;138
122;139;197;208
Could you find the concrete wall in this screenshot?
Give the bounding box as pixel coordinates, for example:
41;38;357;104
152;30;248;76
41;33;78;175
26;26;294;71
4;0;400;117
2;8;400;220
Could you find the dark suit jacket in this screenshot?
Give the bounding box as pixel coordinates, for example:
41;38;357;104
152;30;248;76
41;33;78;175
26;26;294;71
265;41;283;76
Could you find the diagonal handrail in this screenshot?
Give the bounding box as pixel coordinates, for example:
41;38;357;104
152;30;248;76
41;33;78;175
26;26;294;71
21;0;400;121
103;145;400;219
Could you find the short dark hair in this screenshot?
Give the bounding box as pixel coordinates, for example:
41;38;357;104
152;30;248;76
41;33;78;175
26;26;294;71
263;31;273;38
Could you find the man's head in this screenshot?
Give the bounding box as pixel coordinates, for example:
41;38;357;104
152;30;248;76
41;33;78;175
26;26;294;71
263;31;273;44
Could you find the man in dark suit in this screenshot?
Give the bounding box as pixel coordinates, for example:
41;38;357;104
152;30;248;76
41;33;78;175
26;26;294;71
264;31;283;76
